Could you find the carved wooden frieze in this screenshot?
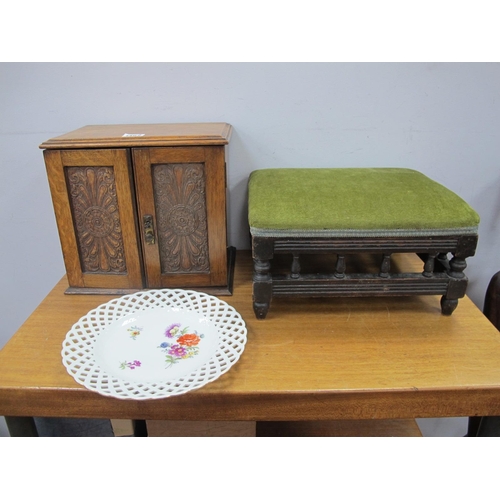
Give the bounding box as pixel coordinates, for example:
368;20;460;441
152;163;210;274
66;166;127;274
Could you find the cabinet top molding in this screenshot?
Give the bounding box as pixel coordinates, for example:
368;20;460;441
40;123;233;149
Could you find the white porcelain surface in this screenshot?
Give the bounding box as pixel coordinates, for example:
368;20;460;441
61;289;247;400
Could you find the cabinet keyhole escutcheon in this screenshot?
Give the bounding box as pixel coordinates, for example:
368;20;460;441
143;214;156;245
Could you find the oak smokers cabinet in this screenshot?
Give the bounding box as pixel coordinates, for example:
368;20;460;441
40;123;234;295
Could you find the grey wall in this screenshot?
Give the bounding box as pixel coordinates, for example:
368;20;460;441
1;62;499;349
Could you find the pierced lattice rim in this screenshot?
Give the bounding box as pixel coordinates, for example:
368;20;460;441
61;289;248;400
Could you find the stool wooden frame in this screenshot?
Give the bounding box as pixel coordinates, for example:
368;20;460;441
251;232;478;319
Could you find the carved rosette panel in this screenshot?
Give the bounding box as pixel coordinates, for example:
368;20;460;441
152;163;210;274
66;166;127;274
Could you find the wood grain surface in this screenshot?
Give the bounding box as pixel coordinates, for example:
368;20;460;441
2;251;500;421
40;123;232;149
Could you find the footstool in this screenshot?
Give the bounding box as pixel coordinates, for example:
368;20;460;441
248;168;479;319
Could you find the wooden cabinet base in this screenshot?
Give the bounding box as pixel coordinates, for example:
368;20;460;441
64;246;237;296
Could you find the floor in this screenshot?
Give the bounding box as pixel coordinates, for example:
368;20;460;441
416;417;468;437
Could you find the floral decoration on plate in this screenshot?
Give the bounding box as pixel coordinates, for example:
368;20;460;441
158;323;205;368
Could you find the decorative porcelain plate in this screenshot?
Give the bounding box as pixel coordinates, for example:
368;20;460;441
61;289;247;400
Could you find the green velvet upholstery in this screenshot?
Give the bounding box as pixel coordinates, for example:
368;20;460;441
248;168;479;237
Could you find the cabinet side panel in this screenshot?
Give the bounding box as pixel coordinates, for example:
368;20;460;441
152;163;210;274
65;166;127;274
205;146;228;285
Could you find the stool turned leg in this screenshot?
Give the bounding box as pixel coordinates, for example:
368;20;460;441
440;296;458;315
448;256;467;279
291;253;301;279
335;255;346;278
441;255;468;315
253;259;272;319
423;252;438;277
379;254;391;278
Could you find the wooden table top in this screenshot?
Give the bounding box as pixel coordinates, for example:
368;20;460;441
2;251;500;421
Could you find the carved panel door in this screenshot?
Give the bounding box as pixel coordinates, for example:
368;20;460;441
43;149;143;291
133;146;228;288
